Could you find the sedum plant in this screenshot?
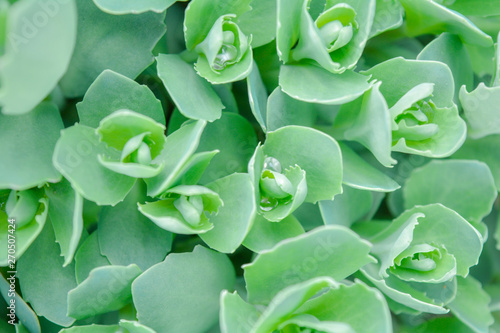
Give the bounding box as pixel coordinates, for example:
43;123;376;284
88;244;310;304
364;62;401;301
0;0;500;333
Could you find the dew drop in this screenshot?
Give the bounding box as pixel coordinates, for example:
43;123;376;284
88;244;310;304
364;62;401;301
260;197;278;211
263;156;282;173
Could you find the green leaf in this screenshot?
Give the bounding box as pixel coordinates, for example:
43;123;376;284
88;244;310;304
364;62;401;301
156;54;223;121
0;189;48;266
59;0;166;97
279;63;371;105
200;173;256;253
184;0;251;50
53;124;136;206
168;150;219;187
0;273;40;333
319;185;374;227
76;70;165;128
139;185;222;235
220;290;260;333
44;178;84;267
0;0;76;114
451;135;500;191
59;325;121;333
266;87;317;132
67;264;142;320
144;120;206;197
417;33;474;105
262;125;343;203
370;0;403;37
17;221;77;327
74;232;111;284
400;0;493;47
460;83;500;139
98;181;173;271
93;0;177;14
119;320;156;333
297;280;392;333
247;61;268;131
237;0;277;48
243;212;305;253
243;225;374;305
196;113;258;184
333;81;396;167
132;245;235;333
448;276;494;333
362;57;455;108
0;102;62;190
251;277;340;333
403;160;497;225
340;143;400;192
445;0;500;16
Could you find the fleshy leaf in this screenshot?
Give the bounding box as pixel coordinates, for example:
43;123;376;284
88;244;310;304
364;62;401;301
93;0;178;14
237;0;277;47
144;120;206;197
17;222;77;327
266;87;317;132
168;150;219;187
448;276;494;333
0;0;76;114
460;83;500;139
0;102;62;190
0;189;48;266
183;0;251;50
157;54;223;121
279;63;371;105
67;264;142;320
119;320;156;333
297;280;393;333
98;181;173;271
451;135;500;191
247;61;268;131
139;185;222;235
220;290;261;333
200;173;256;253
76;70;166;128
243;214;305;253
0;273;40;333
132;245;235;333
195;113;258;184
370;0;403;37
319;185;374;227
262;125;343;203
59;0;166;97
74;232;111;284
417;33;474;105
44;179;84;267
340;143;400;192
403;160;497;226
52;124;136;206
400;0;493;47
333;81;396;167
243;225;374;305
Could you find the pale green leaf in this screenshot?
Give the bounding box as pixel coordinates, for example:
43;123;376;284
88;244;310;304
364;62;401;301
157;54;223;121
59;0;166;97
460;83;500;139
319;185;373;227
52;124;136;206
67;264;142;320
0;0;76;114
17;222;77;327
93;0;177;14
244;225;374;305
76;70;165;128
74;232;110;284
132;245;235;333
0;102;62;190
266;87;317;132
44;178;84;267
247;61;268;131
370;0;403;37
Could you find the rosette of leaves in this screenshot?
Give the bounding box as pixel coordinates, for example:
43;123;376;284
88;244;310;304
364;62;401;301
95;110;166;178
138;185;223;234
277;0;376;74
248;126;342;222
184;0;253;84
353;57;467;159
360;204;484;315
0;188;48;265
220;277;392;333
